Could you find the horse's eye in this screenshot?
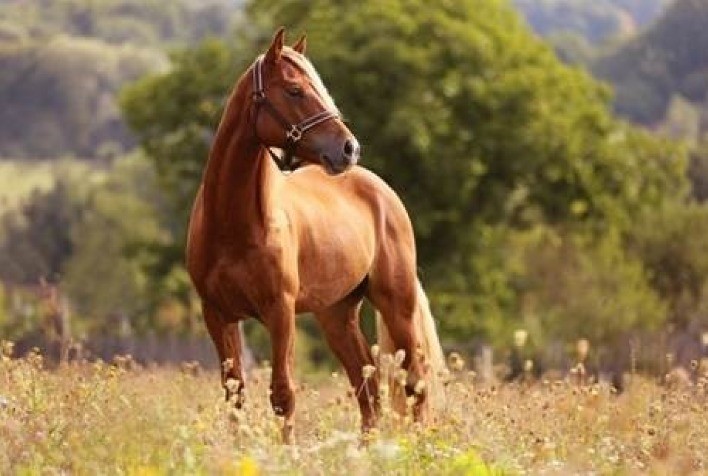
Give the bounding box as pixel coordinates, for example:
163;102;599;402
286;86;304;97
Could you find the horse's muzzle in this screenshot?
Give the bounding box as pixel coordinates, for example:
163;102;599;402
321;137;360;175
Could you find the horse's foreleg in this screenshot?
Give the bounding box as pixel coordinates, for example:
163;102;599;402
262;299;297;443
315;298;379;432
204;306;245;406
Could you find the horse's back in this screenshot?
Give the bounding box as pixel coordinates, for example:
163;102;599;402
285;165;411;226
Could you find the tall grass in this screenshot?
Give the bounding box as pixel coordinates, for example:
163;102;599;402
1;342;706;475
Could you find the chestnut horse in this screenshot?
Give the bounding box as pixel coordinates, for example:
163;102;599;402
186;28;445;441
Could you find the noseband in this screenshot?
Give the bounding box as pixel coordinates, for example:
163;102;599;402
251;55;339;171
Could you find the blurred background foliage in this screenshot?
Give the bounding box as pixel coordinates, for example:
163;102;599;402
1;0;708;368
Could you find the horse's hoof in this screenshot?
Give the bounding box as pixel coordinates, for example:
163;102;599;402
281;422;294;445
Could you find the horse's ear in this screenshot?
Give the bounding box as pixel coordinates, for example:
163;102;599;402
265;27;286;63
293;34;307;55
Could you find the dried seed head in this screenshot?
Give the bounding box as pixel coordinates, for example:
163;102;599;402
225;378;241;393
395;369;408;386
448;352;465;371
222;358;234;372
371;344;380;358
414;379;426;395
394;349;406;366
362;365;376;379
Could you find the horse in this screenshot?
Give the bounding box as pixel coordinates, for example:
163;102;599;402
186;28;445;442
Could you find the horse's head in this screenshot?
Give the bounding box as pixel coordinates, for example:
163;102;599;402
250;28;359;175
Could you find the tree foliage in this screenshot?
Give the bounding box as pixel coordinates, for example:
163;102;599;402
0;35;165;158
0;0;242;160
120;0;688;344
246;0;684;282
0;0;239;47
0;155;170;334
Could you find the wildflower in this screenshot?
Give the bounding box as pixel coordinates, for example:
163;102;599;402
362;365;376;379
222;358;234;373
1;341;14;358
524;359;534;373
237;456;259;476
448;352;465;371
394;349;406;366
225;378;241;393
372;439;400;460
371;344;380;358
394;369;408;386
414;379;426;395
514;329;528;348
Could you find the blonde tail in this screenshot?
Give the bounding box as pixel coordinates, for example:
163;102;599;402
376;279;446;412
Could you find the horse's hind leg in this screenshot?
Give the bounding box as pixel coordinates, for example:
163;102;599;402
315;296;379;431
367;274;428;420
203;306;245;406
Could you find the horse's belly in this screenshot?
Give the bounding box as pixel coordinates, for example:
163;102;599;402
295;238;372;312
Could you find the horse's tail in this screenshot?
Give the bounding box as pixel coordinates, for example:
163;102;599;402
376;279;446;411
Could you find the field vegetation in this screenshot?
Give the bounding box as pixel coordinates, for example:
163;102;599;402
2;344;707;474
2;2;708;473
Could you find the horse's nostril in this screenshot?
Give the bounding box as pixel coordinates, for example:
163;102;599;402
343;140;354;157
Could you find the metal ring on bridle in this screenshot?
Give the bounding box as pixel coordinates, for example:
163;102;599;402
286;126;303;142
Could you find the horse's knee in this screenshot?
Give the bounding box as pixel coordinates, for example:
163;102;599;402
270;382;295;417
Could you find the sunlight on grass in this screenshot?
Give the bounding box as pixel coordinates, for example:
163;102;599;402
1;343;706;474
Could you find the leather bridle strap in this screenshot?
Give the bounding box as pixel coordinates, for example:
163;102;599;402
251;55;339;170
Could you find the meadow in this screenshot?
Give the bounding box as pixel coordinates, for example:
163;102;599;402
2;342;707;475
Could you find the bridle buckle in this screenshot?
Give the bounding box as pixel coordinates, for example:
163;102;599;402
286;125;303;142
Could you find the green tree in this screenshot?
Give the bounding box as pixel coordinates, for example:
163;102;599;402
0;180;81;285
121;0;687;344
247;0;685;281
62;154;167;334
120;39;242;235
0;36;165;158
628;202;708;327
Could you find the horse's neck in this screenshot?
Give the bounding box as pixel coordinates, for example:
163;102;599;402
203;90;278;244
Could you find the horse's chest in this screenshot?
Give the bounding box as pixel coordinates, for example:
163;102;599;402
203;243;294;317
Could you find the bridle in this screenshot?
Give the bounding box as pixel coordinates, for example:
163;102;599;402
251;55;339;171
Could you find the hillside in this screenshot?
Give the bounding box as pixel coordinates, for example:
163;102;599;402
513;0;672;44
592;0;708;132
0;0;241;160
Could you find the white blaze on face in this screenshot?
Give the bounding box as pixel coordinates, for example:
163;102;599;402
282;47;340;116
